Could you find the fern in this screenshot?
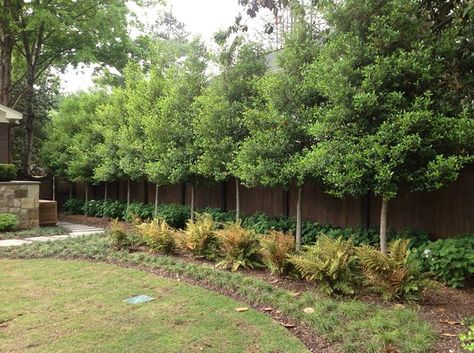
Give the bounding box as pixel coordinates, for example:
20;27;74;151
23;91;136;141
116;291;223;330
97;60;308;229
137;219;177;255
357;239;431;300
216;223;263;271
182;213;220;260
260;230;295;275
289;235;357;295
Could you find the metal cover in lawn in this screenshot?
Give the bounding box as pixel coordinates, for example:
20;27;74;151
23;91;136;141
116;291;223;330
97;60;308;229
123;295;155;304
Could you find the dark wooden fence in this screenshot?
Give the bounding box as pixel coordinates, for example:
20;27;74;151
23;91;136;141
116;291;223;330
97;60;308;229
40;167;474;239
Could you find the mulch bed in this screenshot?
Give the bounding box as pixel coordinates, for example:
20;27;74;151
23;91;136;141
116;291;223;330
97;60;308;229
58;213;474;353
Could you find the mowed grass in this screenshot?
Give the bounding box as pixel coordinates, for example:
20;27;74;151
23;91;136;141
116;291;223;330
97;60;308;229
0;259;308;353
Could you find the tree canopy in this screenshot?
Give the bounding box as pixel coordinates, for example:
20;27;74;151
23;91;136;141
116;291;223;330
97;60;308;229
40;0;473;252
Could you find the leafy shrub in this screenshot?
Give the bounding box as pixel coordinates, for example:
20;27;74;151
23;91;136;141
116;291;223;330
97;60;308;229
415;235;474;288
107;219;131;250
357;239;431;300
199;207;235;225
137;219;176;254
123;202;154;222
182;213;219;260
260;230;295;275
242;213;295;234
0;213;18;231
216;223;262;271
289;235;357;295
62;198;85;215
102;200;127;218
156;204;190;229
0;164;16;181
83;200;105;217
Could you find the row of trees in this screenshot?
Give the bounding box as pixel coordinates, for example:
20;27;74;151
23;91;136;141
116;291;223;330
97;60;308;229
41;0;473;252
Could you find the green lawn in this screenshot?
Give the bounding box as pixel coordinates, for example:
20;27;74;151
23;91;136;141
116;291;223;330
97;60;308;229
0;259;308;353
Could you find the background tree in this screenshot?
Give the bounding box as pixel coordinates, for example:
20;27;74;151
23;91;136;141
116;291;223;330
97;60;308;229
0;0;158;175
303;0;474;254
193;40;267;221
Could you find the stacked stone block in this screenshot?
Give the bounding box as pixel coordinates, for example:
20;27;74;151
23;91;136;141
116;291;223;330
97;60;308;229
0;181;40;228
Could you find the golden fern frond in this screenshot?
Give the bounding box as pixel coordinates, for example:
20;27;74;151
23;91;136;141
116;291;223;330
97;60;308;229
388;238;410;263
357;245;392;272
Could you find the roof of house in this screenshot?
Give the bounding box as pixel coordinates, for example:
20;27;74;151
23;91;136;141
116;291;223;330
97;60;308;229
0;104;22;124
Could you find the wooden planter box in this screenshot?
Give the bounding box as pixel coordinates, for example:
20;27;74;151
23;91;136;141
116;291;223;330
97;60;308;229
39;200;57;226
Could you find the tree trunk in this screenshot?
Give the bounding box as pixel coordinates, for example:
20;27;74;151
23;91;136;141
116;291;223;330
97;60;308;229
190;184;195;223
69;183;73;201
22;67;35;176
154;184;159;218
52;176;56;201
380;198;389;255
235;178;240;222
296;185;302;251
0;0;13;105
126;180;131;207
85;183;89;204
104;182;108;203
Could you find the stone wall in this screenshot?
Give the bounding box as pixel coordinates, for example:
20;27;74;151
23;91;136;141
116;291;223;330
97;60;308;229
0;181;40;228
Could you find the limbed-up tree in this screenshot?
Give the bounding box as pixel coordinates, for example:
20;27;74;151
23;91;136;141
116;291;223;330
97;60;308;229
193;40;267;221
233;12;321;250
115;63;152;207
93;89;127;203
303;0;474;254
144;39;207;222
41;92;107;203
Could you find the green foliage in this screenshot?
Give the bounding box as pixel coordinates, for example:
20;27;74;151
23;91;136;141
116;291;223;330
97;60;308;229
144;39;207;188
0;214;18;232
41;92;110;183
0;226;69;240
182;213;220;260
0;164;17;181
102;201;127;219
107;219;131;250
83;200;105;217
415;235;474;288
198;207;235;225
289;235;357;295
62;198;85;215
193;42;267;183
260;230;295;275
137;219;176;255
155;204;190;229
123;202;154;222
357;239;431;300
216;223;262;271
460;316;474;352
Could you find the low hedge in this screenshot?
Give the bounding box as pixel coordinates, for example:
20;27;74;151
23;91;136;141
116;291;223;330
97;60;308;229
0;164;16;181
67;199;428;246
